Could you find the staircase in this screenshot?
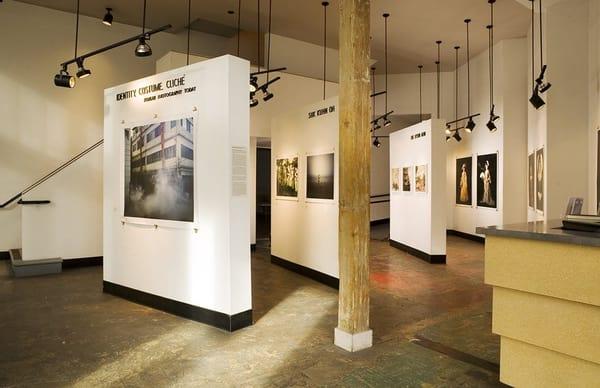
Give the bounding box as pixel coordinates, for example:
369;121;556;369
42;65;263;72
1;140;103;277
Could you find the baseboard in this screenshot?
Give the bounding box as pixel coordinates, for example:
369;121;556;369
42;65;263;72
62;256;103;269
446;229;485;244
389;239;446;264
103;281;252;332
271;255;339;289
370;218;390;226
0;251;9;261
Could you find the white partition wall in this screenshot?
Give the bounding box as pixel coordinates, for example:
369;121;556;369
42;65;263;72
389;120;447;263
270;97;340;287
103;55;252;331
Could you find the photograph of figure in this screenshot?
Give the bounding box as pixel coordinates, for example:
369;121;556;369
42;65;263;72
456;157;472;206
536;148;544;212
124;117;195;222
402;167;412;192
415;165;427;193
477;153;497;209
306;153;335;200
276;157;299;197
391;168;401;192
528;152;535;208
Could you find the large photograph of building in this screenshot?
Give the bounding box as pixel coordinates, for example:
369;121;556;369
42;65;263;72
124;118;194;222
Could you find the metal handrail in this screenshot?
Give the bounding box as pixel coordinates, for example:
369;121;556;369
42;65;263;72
0;139;104;208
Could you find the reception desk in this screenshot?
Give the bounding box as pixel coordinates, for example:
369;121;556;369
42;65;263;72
477;221;600;387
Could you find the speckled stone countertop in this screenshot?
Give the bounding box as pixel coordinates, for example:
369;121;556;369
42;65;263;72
476;220;600;247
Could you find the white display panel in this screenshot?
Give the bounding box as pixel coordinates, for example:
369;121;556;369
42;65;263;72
389;120;446;256
103;55;251;317
271;97;339;279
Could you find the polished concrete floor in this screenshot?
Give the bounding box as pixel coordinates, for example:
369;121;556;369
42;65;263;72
0;230;502;387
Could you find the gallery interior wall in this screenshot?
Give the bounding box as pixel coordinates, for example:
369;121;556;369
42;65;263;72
104;55;251;317
446;38;528;237
271;97;339;279
0;0;233;254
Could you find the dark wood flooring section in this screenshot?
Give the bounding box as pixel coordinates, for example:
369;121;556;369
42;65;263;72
0;234;502;387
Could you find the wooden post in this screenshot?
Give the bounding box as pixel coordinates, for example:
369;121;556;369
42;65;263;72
335;0;372;352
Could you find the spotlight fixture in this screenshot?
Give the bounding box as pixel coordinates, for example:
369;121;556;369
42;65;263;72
445;125;452;136
373;137;382;148
446;135;452;143
536;64;552;93
250;93;259;107
54;66;76;88
135;35;152;57
262;89;274;101
373;122;382;131
453;131;462;142
465;117;476;133
249;76;258;92
76;58;91;78
486;104;500;132
529;85;545;109
102;8;113;26
383;116;392;127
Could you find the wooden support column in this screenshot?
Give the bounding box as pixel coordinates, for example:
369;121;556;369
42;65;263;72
335;0;372;352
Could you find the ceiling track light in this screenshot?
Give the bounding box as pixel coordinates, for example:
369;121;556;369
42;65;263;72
487;104;500;132
371;110;394;126
528;0;550;109
54;66;76;88
464;18;479;133
135;0;152;57
418;65;424;122
453;130;462;142
373;137;382;148
102;7;113;26
76;58;91;78
435;40;442;119
382;13;391;120
454;45;461;134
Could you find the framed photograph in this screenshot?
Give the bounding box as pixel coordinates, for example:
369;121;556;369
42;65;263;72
536;148;544;212
306;152;335;200
456;156;472;206
476;153;497;209
402;167;412;192
415;165;427;193
276;156;299;199
124;117;195;223
391;168;401;192
528;152;535;209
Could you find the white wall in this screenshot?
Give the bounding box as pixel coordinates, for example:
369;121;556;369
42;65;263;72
271;97;339;278
0;0;229;253
389;120;446;255
104;56;251;316
446;39;528;235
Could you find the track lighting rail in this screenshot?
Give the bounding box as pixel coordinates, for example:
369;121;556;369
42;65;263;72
445;113;481;127
370;110;394;125
59;24;172;68
250;67;287;77
370;91;386;98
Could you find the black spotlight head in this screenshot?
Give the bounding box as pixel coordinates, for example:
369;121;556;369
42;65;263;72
102;8;113;26
465;117;476;133
539;82;552;94
262;89;274;101
76;59;91;79
445;125;452;135
373;123;382;131
373;137;382;148
249;77;258;92
250;93;259;108
486;120;497;132
446;135;452;143
54;67;76;88
453;130;462;142
529;86;545;109
384;117;392;127
135;36;152;57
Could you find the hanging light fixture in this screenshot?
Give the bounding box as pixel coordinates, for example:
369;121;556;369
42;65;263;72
536;0;551;94
373;137;382;148
76;58;91;78
135;0;152;57
383;13;392;127
529;0;545;109
435;40;442;119
418;64;424;122
236;0;242;57
102;8;113;26
486;1;500;132
464;18;476;133
54;65;76;88
453;45;462;142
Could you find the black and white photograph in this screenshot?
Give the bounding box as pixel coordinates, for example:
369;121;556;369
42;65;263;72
402;167;412;192
536;148;544;212
124;118;194;222
456;156;472;206
276;157;299;198
477;153;497;209
306;152;335;200
391;168;401;192
528;152;535;209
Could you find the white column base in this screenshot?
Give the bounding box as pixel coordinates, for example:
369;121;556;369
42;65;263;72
334;327;373;352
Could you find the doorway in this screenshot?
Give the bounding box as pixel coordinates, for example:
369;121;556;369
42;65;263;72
256;146;271;245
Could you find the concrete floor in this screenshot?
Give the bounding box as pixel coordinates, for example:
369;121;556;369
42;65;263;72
0;233;503;387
